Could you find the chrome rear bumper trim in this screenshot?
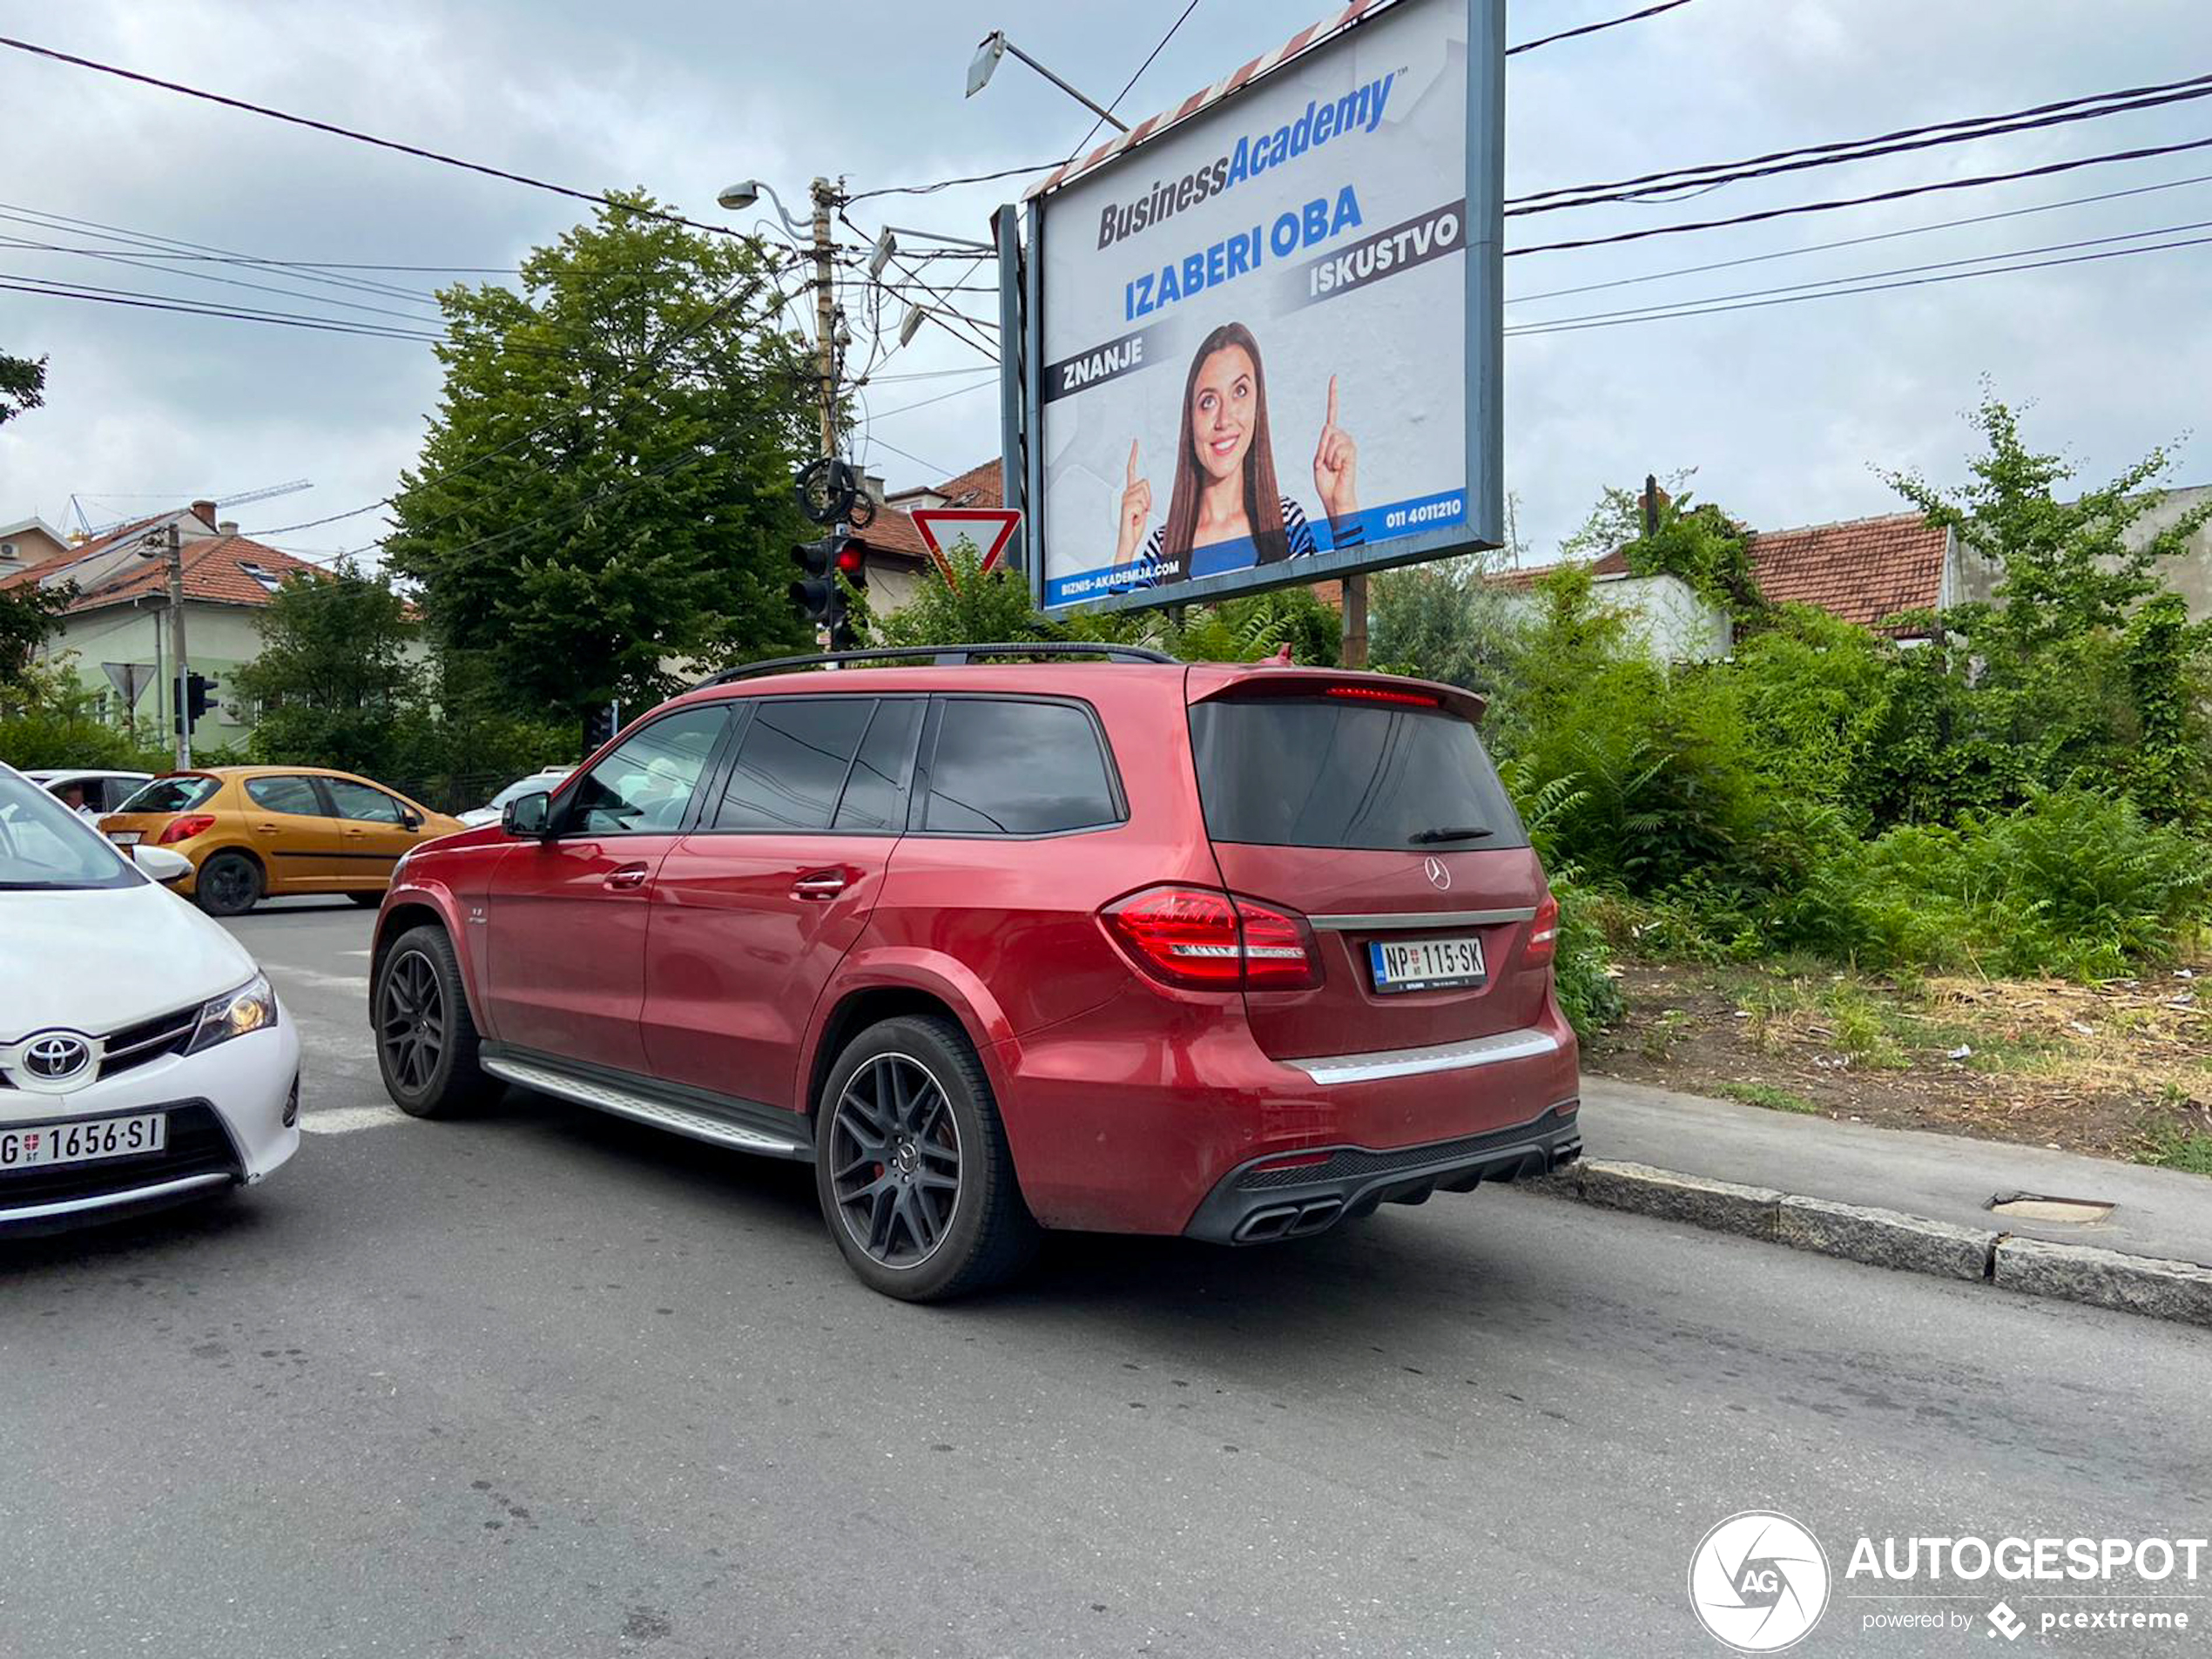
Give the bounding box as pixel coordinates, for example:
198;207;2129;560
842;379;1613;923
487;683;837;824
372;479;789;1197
0;1170;232;1224
1290;1027;1561;1085
1308;907;1536;932
482;1055;810;1159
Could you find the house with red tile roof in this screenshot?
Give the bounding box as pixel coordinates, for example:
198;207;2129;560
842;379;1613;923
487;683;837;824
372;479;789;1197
4;499;327;745
1494;509;1964;658
844;457;1008;613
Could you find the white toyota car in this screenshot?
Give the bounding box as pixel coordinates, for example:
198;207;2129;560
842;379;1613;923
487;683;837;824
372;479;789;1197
0;763;300;1233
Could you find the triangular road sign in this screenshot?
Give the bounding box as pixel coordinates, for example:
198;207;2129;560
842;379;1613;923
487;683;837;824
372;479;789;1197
909;507;1022;590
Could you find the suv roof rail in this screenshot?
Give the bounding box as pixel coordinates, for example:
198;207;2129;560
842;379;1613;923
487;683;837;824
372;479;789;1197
695;642;1179;687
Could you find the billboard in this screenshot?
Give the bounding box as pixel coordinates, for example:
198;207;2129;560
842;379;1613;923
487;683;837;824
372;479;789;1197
1021;0;1501;610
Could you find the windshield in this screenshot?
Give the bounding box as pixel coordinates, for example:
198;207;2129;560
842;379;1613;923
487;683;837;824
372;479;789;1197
1188;697;1528;851
118;774;220;814
0;770;141;891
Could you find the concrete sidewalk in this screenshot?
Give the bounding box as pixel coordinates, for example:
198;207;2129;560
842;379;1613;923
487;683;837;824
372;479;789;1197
1521;1075;2212;1325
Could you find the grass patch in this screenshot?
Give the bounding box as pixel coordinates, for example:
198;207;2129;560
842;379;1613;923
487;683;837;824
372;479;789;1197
1718;1081;1821;1115
2136;1120;2212;1177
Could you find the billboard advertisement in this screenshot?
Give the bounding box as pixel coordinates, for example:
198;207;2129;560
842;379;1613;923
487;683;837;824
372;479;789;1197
1026;0;1499;610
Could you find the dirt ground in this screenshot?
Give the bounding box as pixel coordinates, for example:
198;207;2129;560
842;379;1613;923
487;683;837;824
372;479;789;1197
1585;956;2212;1170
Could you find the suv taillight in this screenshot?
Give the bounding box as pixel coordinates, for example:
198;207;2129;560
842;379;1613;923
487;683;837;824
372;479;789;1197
158;814;217;845
1524;892;1561;966
1102;886;1322;991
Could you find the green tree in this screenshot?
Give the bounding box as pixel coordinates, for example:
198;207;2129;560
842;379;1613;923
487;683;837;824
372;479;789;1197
385;192;815;735
232;563;421;777
1369;551;1518;693
0;348;44;428
0;581;66;692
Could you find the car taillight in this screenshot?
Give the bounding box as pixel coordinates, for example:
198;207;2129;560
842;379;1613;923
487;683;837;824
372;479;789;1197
1525;892;1561;966
158;814;217;845
1101;885;1322;991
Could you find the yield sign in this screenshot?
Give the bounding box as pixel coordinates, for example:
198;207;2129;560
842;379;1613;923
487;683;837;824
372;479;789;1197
909;507;1021;590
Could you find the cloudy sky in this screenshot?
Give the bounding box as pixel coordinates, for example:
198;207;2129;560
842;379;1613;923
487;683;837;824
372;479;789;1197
3;0;2209;567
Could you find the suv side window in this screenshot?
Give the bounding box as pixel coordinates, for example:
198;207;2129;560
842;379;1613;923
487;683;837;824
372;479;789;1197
833;700;924;833
567;705;729;835
921;698;1121;837
246;775;327;817
711;698;874;832
320;778;408;824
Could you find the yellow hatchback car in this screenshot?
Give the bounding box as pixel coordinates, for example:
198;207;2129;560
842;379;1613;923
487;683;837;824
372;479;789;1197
100;766;464;916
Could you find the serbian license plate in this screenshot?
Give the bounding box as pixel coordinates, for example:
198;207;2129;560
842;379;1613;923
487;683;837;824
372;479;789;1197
1369;934;1487;994
109;830;142;846
0;1113;167;1170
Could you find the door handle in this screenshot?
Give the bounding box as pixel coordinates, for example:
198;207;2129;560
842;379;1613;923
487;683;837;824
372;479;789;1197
253;823;279;836
605;862;651;891
792;871;849;900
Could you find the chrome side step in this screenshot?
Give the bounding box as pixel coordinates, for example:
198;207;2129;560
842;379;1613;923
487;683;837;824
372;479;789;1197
481;1054;812;1160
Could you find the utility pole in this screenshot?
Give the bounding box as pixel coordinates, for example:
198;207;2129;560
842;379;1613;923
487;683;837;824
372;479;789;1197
811;176;839;465
153;521;190;769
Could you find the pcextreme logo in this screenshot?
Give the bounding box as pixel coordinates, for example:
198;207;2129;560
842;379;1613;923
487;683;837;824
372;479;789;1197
1688;1511;1831;1652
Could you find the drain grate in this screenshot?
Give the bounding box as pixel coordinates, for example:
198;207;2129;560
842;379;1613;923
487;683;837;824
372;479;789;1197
1986;1191;2114;1224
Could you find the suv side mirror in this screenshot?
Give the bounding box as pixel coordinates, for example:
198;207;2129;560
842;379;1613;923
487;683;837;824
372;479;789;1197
502;790;552;839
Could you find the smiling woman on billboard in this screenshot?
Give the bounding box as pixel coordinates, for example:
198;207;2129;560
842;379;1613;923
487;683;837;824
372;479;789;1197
1109;320;1365;589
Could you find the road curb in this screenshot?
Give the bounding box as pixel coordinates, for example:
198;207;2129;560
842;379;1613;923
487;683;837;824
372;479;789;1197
1519;1158;2212;1327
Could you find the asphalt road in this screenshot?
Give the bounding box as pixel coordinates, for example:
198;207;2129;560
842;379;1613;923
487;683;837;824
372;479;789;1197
2;900;2205;1658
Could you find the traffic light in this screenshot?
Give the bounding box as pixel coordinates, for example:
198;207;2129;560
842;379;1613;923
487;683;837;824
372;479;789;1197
791;532;865;649
583;701;621;752
175;672;219;734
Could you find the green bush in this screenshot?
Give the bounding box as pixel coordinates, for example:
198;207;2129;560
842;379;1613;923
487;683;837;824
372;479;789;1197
1783;789;2211;978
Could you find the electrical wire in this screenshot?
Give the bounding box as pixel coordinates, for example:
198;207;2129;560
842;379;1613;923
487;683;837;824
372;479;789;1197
1511;76;2212;217
1507;0;1697;56
0;34;746;240
1512;69;2212;207
847;161;1062;203
1061;0;1204;168
0;274;452;342
1505;168;2212;305
1507;132;2212;257
867;379;999;421
1506;226;2212;338
0;234;448;323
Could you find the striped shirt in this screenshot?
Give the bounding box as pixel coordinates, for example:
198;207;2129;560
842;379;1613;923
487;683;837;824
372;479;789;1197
1116;497;1365;590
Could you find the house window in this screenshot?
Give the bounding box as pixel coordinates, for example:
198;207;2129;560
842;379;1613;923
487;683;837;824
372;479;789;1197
238;561;285;594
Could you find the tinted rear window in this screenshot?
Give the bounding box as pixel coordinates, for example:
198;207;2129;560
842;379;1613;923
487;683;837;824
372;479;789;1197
922;699;1120;836
1188;698;1527;851
121;774;220;813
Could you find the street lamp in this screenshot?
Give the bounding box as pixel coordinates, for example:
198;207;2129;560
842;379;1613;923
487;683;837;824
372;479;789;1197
964;30;1130;132
717;178;809;241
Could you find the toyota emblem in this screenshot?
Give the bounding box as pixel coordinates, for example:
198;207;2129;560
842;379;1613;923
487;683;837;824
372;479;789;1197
21;1031;92;1082
1423;855;1452;891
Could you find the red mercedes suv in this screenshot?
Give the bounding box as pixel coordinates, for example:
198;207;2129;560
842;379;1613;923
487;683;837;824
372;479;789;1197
370;645;1580;1301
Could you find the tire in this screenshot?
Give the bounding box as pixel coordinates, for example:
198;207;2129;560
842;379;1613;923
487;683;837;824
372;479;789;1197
347;892;384;908
194;851;263;917
373;924;495;1118
813;1015;1039;1303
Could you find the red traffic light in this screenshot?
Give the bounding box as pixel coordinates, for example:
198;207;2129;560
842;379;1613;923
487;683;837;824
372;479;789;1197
836;546;865;577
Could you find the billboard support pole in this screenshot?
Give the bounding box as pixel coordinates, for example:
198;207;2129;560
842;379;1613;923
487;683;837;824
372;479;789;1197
1340;572;1368;668
1022;196;1047;609
994;203;1027;574
1468;0;1507;550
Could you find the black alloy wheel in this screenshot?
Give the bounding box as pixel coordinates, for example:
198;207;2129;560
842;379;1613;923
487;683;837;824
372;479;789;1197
194;852;262;916
377;948;445;1096
828;1053;964;1269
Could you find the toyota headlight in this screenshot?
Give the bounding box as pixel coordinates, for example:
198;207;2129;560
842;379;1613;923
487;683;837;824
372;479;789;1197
187;973;278;1052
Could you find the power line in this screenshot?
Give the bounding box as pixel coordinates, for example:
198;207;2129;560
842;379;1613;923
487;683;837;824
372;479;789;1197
1507;0;1697;56
1505;168;2212;305
847;161;1062;203
0;234;448;324
0;274;451;342
1507;132;2212;257
1510;75;2212;217
1513;69;2212;207
0;34;745;239
867;379;999;421
1062;0;1204;167
1506;226;2212;337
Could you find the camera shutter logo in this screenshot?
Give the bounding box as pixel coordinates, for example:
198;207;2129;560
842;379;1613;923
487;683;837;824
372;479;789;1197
22;1032;92;1084
1688;1512;1831;1652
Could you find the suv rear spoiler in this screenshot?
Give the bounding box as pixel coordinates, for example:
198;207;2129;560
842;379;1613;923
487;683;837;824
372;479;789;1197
1184;664;1488;724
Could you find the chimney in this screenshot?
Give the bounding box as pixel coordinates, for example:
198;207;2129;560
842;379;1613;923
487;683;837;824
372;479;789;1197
189;499;219;529
218;520;239;535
